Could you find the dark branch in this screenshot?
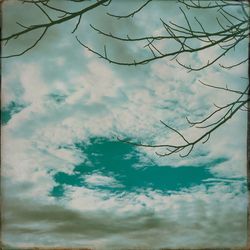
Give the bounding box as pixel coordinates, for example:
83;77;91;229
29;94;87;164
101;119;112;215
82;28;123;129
1;28;48;59
1;0;110;57
107;0;152;19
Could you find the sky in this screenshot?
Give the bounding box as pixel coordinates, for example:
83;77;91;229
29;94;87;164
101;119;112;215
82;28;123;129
1;0;249;249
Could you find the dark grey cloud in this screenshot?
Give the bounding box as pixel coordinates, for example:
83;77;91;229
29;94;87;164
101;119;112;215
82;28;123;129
2;182;247;249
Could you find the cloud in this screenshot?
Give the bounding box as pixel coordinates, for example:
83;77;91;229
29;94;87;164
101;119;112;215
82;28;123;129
2;180;247;249
84;173;124;188
1;1;248;248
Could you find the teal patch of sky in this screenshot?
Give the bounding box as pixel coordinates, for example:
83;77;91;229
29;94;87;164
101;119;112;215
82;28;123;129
1;101;25;125
50;137;244;197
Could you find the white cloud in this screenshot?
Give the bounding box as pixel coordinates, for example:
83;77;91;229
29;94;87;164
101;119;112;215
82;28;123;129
84;173;124;188
19;63;49;104
55;57;65;66
2;50;247;187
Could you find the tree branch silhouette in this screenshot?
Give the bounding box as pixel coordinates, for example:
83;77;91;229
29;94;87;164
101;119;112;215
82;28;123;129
118;83;249;157
1;0;249;157
1;0;110;58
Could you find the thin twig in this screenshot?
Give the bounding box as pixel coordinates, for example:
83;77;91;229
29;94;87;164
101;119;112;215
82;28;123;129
107;0;152;19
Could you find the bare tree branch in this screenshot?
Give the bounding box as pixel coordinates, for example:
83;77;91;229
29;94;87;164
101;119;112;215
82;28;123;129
34;2;53;22
160;120;189;144
77;24;248;66
1;0;110;58
2;0;249;157
72;14;82;33
107;0;152;19
199;80;248;95
219;57;249;69
1;28;48;59
118;83;249;157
